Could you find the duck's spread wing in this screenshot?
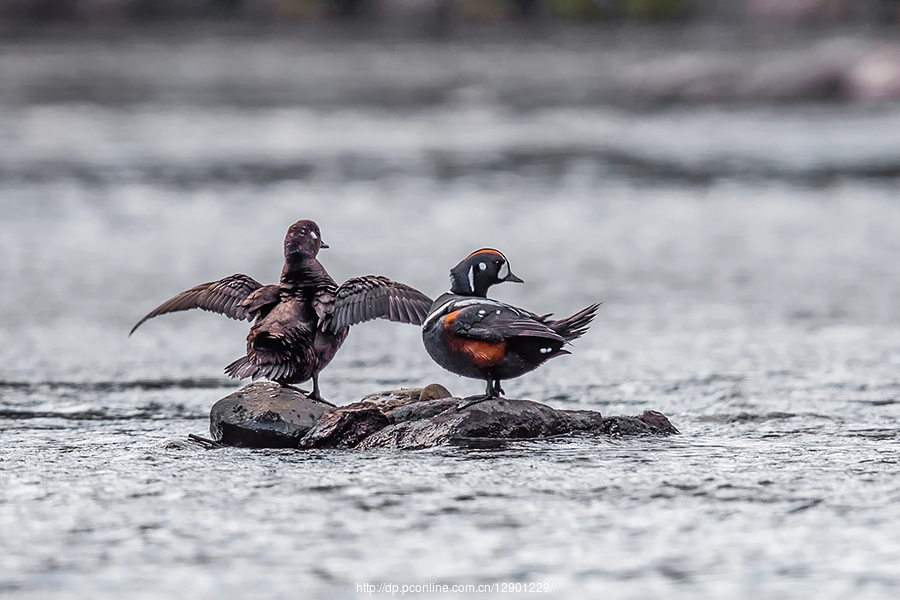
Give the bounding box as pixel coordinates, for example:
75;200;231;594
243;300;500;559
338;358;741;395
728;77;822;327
326;275;433;332
447;303;566;343
130;274;263;336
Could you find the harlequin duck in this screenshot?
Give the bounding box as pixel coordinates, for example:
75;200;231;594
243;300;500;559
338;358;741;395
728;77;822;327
130;219;432;406
422;249;600;408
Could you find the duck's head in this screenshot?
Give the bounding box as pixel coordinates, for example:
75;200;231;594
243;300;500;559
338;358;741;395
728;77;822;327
449;248;523;297
284;219;327;259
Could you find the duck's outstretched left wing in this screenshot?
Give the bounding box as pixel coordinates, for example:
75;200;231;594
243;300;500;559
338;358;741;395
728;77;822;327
324;275;432;332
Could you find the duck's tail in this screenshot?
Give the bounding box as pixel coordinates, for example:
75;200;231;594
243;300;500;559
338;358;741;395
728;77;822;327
224;355;257;380
548;303;602;343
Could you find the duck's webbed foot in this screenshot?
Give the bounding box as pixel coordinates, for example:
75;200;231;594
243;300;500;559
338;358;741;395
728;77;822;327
282;383;309;394
306;390;336;407
457;379;503;409
306;375;337;407
281;381;336;407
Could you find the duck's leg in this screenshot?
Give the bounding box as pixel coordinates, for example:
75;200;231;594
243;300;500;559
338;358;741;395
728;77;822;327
282;383;309;394
458;379;500;409
306;374;336;407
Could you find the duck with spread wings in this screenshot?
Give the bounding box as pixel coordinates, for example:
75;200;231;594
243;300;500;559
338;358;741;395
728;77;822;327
130;219;432;406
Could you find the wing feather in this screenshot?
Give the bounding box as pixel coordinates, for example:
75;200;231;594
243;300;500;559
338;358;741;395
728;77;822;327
447;303;566;344
326;275;433;332
391;295;404;323
130;274;263;336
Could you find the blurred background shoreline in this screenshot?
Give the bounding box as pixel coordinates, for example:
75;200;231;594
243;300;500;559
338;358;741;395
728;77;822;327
2;1;900;109
3;13;900;192
3;0;900;27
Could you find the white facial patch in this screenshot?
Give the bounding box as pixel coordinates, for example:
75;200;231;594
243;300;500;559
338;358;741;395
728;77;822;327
479;262;487;271
310;231;318;240
497;261;509;280
467;265;475;292
540;347;552;354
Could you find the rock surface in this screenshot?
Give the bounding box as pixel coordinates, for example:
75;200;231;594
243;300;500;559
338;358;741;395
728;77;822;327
208;382;330;448
205;382;678;449
298;384;453;449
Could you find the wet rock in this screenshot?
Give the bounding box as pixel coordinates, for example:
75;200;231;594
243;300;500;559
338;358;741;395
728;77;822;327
299;384;453;448
357;401;678;450
209;382;329;448
358;398;576;450
205;382;677;449
299;403;389;449
596;410;680;437
557;408;607;432
387;396;459;423
357;383;453;412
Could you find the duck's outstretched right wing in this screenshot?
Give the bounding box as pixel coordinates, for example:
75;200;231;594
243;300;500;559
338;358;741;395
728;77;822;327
129;274;264;336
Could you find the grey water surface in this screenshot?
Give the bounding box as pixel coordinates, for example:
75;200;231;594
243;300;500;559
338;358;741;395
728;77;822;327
2;36;900;600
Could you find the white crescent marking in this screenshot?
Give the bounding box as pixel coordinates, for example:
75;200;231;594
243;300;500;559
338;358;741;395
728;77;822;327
422;297;512;329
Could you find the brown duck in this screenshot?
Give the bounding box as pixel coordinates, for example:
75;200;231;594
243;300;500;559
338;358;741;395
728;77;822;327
130;219;432;405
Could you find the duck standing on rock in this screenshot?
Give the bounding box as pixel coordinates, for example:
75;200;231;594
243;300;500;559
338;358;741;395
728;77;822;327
422;249;601;408
130;219;433;406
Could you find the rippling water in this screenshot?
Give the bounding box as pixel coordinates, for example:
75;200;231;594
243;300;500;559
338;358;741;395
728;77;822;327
3;35;900;599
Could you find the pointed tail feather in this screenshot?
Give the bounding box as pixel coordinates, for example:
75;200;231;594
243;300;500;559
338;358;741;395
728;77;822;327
224;355;257;380
225;353;301;384
549;302;601;343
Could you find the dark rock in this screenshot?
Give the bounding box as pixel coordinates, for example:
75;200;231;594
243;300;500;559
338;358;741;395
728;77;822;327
297;383;454;449
204;382;677;449
596;410;680;437
359;398;621;450
387;396;459;423
357;401;678;450
356;383;453;413
299;403;389;449
358;398;576;450
637;409;680;434
558;409;608;432
209;382;329;448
